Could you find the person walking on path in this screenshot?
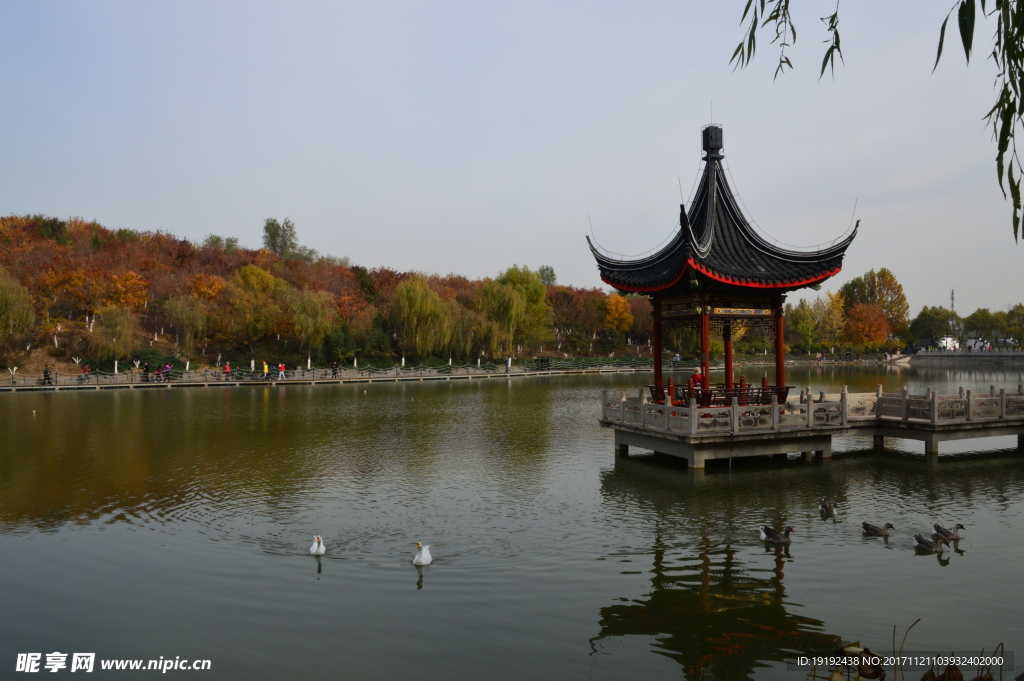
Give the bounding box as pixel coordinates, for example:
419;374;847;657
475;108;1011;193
331;361;338;379
224;361;231;380
278;363;286;380
262;360;269;381
42;364;52;385
143;362;150;383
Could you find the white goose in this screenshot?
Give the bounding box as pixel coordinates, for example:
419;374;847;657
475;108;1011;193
412;542;432;565
309;535;326;555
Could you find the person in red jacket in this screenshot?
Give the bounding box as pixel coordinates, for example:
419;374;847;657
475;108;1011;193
689;366;703;387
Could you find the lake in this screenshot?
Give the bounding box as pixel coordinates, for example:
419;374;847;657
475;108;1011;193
2;365;1023;679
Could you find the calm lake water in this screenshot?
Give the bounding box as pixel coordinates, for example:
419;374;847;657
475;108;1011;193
2;365;1023;680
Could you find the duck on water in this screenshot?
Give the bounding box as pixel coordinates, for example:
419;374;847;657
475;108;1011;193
760;526;795;544
862;522;895;537
932;523;966;541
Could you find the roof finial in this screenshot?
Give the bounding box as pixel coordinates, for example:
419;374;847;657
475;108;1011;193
702;125;723;159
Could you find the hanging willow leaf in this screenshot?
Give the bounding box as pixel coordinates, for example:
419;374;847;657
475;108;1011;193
958;0;976;63
933;14;950;73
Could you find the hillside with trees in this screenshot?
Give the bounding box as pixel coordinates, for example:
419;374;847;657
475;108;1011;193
2;215;1019;375
0;215;651;372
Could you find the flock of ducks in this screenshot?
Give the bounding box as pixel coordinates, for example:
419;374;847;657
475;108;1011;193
309;535;433;565
758;499;967;554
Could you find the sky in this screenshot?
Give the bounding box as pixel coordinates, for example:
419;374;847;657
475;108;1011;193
2;1;1021;316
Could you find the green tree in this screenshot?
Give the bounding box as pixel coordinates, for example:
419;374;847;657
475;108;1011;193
1006;303;1024;345
814;291;846;350
910;306;962;344
731;0;1024;240
226;265;286;356
538;265;557;286
0;267;35;348
290;288;339;367
787;299;818;352
262;218;298;257
164;295;208;356
392;274;449;360
494;265;553;349
963;307;1007;342
202;234;239;251
477;280;525;356
91;306;141;365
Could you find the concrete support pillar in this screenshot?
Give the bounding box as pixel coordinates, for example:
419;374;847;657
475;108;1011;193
802;451;814;464
1019;433;1024;451
616;443;629;458
925;437;940;457
817;442;832;459
873;435;884;452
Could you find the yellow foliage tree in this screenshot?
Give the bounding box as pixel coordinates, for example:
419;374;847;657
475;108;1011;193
604;294;633;334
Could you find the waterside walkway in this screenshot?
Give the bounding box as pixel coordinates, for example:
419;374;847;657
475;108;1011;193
1;360;664;393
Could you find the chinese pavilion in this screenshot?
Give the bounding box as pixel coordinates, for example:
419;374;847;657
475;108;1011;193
588;125;857;401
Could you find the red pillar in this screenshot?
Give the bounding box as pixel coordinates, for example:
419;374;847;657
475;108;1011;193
723;320;733;390
652;298;663;387
774;298;786;387
700;307;710;389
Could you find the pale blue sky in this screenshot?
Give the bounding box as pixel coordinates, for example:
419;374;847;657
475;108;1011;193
1;2;1019;314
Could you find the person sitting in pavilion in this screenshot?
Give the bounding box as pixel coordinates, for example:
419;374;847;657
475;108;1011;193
689;366;704;388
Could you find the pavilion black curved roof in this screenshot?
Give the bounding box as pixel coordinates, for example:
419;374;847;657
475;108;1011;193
588;125;857;296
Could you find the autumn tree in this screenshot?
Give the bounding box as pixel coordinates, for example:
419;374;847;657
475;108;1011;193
604;294;634;335
843;304;890;349
627;296;653;344
838;269;909;338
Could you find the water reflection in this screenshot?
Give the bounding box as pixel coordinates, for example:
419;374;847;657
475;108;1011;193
595;460;841;679
415;565;425;590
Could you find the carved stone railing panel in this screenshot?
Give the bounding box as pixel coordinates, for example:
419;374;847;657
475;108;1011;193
812;402;843;425
695;408;732;433
667;407;690;431
972;396;1001;419
778;409;808;428
906;398;931;421
877;396;902;418
738;407;773;431
936;397;967;421
1005;396;1024;418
